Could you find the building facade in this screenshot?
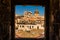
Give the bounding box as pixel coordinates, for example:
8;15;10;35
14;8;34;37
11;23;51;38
15;9;44;31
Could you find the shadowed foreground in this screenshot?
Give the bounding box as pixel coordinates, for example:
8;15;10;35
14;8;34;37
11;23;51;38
15;29;44;38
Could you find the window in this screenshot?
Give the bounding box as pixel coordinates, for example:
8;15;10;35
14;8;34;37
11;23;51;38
22;25;24;27
20;25;21;27
15;5;45;38
32;26;34;28
30;26;31;29
37;26;39;29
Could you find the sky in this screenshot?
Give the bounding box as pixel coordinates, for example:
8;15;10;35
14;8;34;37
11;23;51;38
15;5;45;16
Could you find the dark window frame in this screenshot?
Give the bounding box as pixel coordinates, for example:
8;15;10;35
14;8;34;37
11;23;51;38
11;0;50;40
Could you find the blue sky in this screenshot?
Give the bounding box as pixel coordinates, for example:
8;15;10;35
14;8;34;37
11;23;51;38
15;5;45;16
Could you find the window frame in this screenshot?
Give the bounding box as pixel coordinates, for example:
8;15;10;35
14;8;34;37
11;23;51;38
11;0;50;40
